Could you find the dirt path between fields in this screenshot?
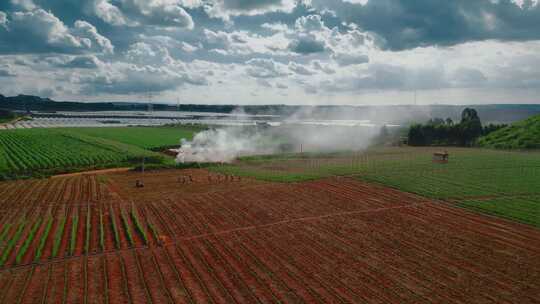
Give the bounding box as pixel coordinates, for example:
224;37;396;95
51;167;131;178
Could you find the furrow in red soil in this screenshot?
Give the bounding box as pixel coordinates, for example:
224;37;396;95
148;201;183;241
241;228;338;304
136;249;172;303
165;244;214;303
19;264;49;304
121;251;152;304
259;224;368;303
105;253;130;304
42;261;66;303
86;255;106;304
74;205;86;257
194;238;257;303
89;204;100;253
152;248;194;303
102;203;115;252
0;170;539;304
207;235;281;303
2;267;33;303
178;240;236;303
235;230;319;303
65;259;84;303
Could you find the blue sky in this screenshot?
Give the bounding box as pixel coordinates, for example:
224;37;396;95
1;0;540;105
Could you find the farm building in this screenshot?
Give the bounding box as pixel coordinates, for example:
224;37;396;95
433;151;449;163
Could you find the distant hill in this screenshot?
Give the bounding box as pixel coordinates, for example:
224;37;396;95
478;114;540;149
0;94;242;113
1;93;540;125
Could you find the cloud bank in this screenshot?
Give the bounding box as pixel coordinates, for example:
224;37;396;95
0;0;540;104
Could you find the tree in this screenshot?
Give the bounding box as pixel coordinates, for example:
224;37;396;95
461;108;480;123
407;108;485;147
459;108;483;146
427;118;445;126
408;124;426;146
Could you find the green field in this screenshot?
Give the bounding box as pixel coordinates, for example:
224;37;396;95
0;126;200;179
212;147;540;227
478;114;540;149
0;124;538;227
61;125;205;150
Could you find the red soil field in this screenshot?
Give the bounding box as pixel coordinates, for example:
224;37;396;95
0;169;539;303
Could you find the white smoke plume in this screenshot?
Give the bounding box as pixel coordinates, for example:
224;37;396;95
176;127;278;163
175;121;381;164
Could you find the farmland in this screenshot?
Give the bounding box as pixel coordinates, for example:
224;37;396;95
0;128;539;303
0;126;201;179
478;113;540;149
0;169;538;303
213;147;540;226
61;125;206;150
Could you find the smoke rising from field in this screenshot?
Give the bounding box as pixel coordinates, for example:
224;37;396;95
175;108;382;163
176;128;276;163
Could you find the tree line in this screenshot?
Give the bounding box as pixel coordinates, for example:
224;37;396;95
408;108;506;147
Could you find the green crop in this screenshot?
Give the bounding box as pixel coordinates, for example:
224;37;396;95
110;206;120;249
0;127;190;179
70;215;79;256
52;216;66;258
130;205;148;245
0;223;13;244
0;219;27;266
212;146;540;227
61;126;205;150
148;222;160;245
121;210;134;247
35;216;54;261
16;218;42;264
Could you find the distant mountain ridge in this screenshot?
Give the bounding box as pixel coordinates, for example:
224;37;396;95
1;93;540;125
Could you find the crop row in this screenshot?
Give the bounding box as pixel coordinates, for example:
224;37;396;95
0;129;166;178
0;173;439;270
0;175;437;270
219;147;540;196
0;169;539;302
0;201;157;269
0;175;106;217
1;199;539;304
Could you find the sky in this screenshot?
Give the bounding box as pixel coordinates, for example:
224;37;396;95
1;0;540;105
